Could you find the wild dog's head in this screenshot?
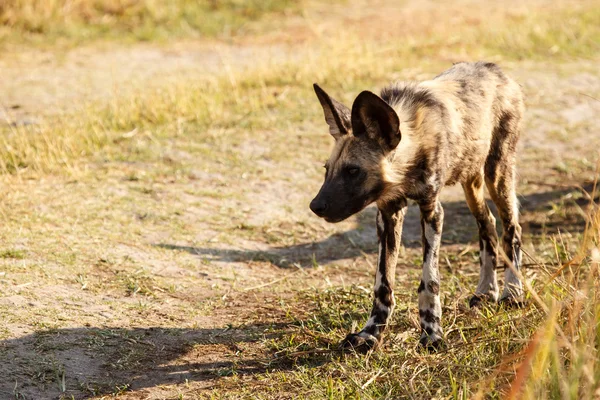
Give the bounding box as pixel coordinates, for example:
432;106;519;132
310;84;401;223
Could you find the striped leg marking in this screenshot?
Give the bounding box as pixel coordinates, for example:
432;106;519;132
485;164;524;307
342;200;407;352
470;216;500;308
462;174;500;308
499;221;524;307
418;201;444;350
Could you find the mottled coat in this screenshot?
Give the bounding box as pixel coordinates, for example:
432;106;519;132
310;62;524;350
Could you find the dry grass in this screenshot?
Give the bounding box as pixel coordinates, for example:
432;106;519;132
506;185;600;399
0;0;301;43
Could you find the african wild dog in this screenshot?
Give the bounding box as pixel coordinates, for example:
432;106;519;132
310;62;524;351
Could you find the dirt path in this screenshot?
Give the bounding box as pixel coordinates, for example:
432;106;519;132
0;41;293;125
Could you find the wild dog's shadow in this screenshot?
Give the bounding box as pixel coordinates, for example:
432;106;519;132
159;184;595;268
1;323;332;399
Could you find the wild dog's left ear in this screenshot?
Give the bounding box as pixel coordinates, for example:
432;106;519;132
351;91;401;152
313;83;352;140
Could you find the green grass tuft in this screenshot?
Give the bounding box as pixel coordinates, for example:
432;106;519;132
0;248;26;259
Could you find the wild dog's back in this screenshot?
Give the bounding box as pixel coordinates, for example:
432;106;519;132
430;61;524;186
432;62;524;142
381;62;524;196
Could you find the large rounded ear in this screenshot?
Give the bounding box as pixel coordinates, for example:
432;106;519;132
351;91;401;152
313;83;352;140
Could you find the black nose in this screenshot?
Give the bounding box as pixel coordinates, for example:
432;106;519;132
310;198;328;216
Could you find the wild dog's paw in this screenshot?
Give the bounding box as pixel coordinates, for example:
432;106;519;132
469;294;484;308
498;296;525;309
419;330;444;352
340;332;379;353
469;293;498;308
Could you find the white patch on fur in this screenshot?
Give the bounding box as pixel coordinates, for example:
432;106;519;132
475;240;499;301
422;222;440;283
379;108;417;188
357;331;378;342
502;246;523;299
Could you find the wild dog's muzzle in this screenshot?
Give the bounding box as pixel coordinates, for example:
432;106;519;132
309;197;328;217
310;183;343;222
310;182;356;223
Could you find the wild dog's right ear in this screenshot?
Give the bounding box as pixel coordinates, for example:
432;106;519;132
313;83;352;140
351;91;401;152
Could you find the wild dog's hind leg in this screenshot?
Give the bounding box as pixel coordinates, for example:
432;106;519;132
342;199;407;352
417;199;444;349
485;168;523;305
462;172;500;307
485;111;524;305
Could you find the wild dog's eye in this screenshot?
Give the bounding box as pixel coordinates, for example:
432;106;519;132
346;166;360;176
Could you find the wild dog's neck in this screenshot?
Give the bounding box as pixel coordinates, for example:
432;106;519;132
377;110;422;205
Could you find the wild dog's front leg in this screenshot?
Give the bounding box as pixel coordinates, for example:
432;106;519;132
342;200;407;352
418;200;444;350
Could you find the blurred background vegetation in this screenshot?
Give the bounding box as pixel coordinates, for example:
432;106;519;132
0;0;302;42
